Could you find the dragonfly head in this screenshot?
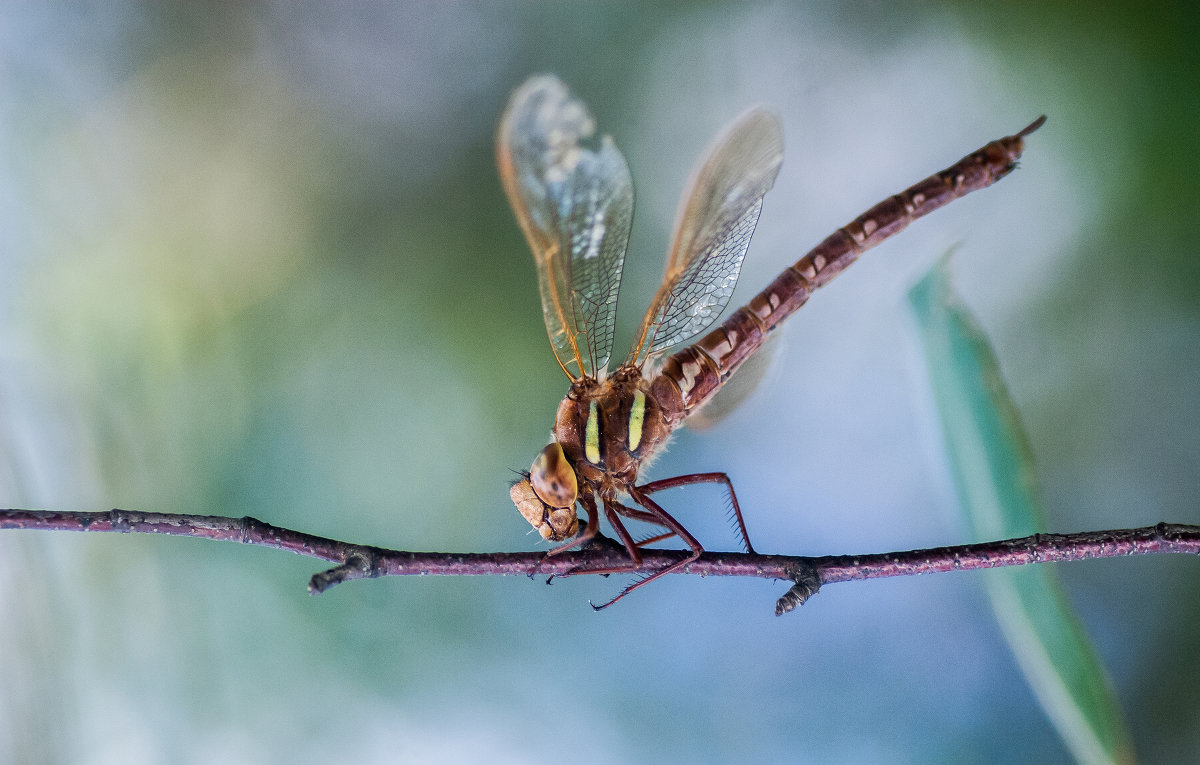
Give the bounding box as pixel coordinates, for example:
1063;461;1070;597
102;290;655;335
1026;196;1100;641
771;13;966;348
509;442;580;541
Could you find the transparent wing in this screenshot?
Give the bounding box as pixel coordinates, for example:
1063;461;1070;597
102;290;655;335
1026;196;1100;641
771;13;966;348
628;109;783;365
497;75;633;381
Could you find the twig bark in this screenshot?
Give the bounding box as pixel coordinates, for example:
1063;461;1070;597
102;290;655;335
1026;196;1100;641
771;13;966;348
2;509;1197;614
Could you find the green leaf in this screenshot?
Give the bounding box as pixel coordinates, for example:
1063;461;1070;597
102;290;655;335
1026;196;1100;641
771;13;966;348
908;258;1134;765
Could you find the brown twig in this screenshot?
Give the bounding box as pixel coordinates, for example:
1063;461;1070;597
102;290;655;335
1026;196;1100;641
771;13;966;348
2;509;1197;614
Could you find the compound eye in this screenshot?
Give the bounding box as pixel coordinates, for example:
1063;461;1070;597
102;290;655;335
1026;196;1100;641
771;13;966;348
529;442;578;509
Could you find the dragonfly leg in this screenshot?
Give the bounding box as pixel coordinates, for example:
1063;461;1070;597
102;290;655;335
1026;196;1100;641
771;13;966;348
634;530;677;548
588;502;674;547
544;494;600;558
637;472;756;554
554;498;645;579
603;502;643;566
531;495;602;582
589;487;704;610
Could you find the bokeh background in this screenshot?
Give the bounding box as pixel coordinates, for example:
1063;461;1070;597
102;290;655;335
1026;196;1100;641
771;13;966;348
1;2;1196;762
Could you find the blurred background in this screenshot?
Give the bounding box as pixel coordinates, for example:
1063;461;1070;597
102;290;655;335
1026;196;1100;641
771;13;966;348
1;2;1196;762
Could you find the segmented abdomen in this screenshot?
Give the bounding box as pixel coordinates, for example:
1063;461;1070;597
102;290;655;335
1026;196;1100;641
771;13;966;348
650;116;1045;424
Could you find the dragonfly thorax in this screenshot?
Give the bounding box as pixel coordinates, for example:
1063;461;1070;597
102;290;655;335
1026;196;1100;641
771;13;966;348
553;366;670;493
509;366;672;541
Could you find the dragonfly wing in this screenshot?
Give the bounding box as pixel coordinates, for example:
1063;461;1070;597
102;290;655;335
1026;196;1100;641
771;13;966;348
497;75;633;380
628;109;783;364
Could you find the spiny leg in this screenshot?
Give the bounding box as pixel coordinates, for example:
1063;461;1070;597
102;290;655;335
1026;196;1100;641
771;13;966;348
554;499;644;579
623;488;704;559
635;530;677;548
590;487;704;610
592;503;676;547
606;477;748;549
638;472;756;554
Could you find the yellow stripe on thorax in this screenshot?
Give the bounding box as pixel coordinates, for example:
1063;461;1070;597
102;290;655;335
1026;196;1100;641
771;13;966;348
585;400;601;464
628;390;645;452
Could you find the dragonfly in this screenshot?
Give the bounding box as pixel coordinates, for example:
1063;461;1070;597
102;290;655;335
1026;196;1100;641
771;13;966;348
498;74;1044;607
